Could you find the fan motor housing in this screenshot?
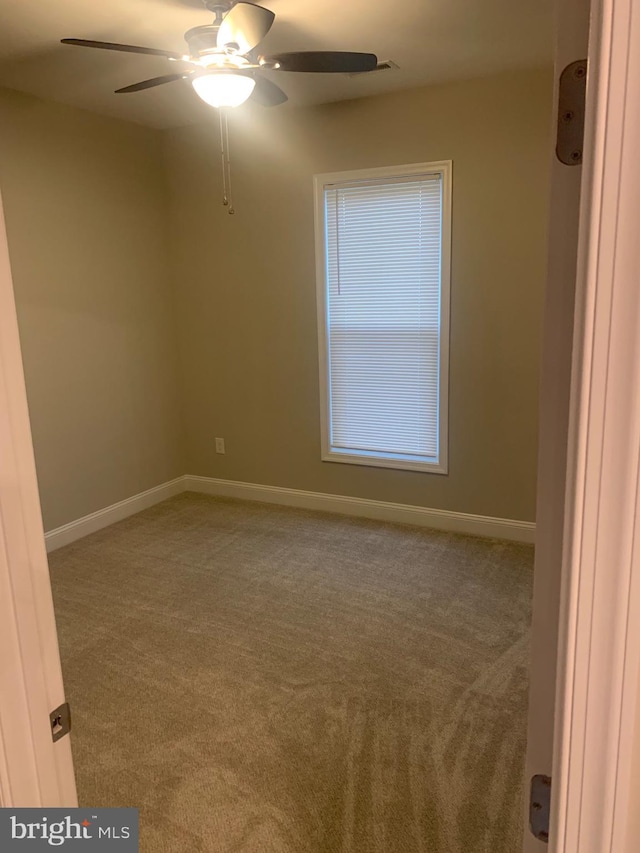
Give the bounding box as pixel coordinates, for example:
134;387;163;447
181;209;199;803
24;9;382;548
184;25;220;56
204;1;232;13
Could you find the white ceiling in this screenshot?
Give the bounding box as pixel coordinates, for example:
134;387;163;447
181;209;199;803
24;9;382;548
0;0;553;128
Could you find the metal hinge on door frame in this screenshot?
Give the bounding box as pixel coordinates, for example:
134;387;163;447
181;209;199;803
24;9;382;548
49;702;71;743
556;60;588;165
530;774;552;843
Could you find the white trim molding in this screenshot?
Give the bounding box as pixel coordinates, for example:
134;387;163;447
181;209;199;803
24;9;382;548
550;0;640;848
184;476;535;543
44;474;535;551
313;161;452;476
44;477;185;552
0;193;77;806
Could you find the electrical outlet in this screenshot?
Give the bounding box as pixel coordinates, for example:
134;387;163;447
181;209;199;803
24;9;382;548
215;437;225;454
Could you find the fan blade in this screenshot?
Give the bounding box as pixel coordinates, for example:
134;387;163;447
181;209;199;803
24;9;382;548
115;74;188;94
262;51;377;73
217;3;275;53
61;38;184;60
250;76;288;107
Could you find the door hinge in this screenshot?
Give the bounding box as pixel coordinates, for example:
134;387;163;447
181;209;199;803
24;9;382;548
50;702;71;743
556;60;587;165
530;774;551;843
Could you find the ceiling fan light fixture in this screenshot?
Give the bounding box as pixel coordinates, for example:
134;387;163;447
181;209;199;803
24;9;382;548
198;53;226;68
192;71;255;108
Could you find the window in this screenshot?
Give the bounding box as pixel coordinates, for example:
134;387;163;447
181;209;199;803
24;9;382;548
314;162;451;474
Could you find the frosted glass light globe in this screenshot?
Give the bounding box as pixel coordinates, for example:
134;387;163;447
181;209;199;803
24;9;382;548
192;72;255;108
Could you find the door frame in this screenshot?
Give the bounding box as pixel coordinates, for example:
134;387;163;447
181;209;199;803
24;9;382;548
0;195;77;807
548;0;640;847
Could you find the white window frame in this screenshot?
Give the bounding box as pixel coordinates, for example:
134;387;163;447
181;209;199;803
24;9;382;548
314;161;452;475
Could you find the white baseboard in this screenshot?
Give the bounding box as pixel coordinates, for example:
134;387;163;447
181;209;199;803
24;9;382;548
45;474;535;551
184;475;536;544
44;477;186;553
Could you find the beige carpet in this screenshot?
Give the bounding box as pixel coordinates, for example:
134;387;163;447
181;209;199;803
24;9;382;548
49;492;533;853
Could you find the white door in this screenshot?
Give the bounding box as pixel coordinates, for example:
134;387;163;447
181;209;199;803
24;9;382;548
0;193;77;806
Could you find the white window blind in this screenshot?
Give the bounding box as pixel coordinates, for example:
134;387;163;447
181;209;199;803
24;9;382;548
317;164;450;473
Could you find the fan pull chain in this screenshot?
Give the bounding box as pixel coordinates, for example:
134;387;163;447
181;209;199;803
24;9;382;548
224;110;234;215
218;109;235;215
218;108;228;207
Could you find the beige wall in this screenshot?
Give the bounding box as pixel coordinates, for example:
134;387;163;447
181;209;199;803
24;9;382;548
0;87;184;531
0;67;552;530
165;67;553;522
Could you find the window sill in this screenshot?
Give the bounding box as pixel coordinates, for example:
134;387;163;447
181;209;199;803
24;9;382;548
321;450;448;475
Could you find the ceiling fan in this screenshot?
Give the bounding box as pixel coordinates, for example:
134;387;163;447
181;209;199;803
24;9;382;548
60;0;379;109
